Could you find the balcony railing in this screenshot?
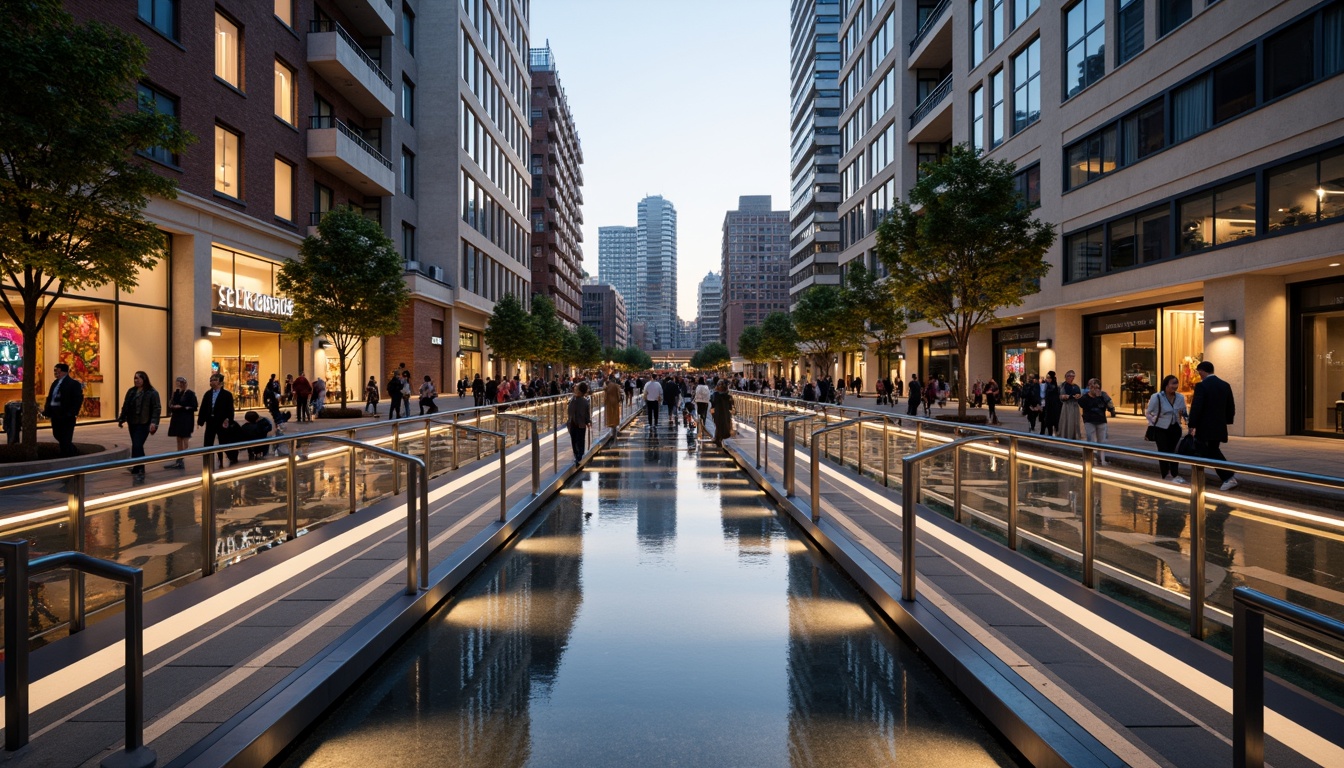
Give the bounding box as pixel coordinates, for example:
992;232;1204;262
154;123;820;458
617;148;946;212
309;115;393;171
310;19;393;90
909;75;953;129
909;0;951;55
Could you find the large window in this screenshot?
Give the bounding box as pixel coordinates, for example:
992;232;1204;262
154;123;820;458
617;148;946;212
401;148;415;198
1013;0;1039;28
1108;206;1170;269
136;84;178;166
1158;0;1192;38
971;0;985;67
402;223;416;261
401;5;415;54
970;85;985;154
1116;0;1143;66
1268;146;1344;231
1177;178;1255;254
991;0;1005;49
273;159;293;222
214;125;240;197
401;77;415;125
273;0;292;27
1119;99;1164;165
1012;38;1040;133
138;0;177;40
1066;226;1105;280
215;12;241;88
990;69;1005;147
1064;0;1105;98
1212;49;1256;124
313;183;333;225
1013;164;1040;208
1065;124;1115;189
1264;17;1316;101
274;60;294;125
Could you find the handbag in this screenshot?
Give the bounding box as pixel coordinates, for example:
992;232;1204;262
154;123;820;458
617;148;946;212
1144;425;1161;442
1176;434;1200;457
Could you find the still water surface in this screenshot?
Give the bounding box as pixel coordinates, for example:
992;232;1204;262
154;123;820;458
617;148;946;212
280;432;1019;767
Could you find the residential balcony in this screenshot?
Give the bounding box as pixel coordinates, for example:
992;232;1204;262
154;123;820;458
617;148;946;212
330;0;395;37
308;20;395;118
307;116;396;196
909;75;953;141
908;0;952;67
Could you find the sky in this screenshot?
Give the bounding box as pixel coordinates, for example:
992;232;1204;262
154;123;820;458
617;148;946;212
530;0;792;321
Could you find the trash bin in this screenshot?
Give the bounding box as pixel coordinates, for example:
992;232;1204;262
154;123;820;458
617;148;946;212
3;401;20;444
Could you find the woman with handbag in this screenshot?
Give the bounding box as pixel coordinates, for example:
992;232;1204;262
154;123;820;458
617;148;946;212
1146;374;1189;484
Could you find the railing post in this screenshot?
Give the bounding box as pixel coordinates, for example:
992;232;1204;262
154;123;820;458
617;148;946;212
476;410;483;462
201;453;216;577
784;421;796;496
348;429;358;514
286;442;298;540
902;458;918;602
756;412;764;468
915;421;923;453
419;464;429;589
451;413;459;470
404;462;417;595
953;443;964;524
839;422;846;470
392;422;402;495
881;416;890;487
121;566;151;766
1007;436;1019;550
1190;468;1207;638
498;435;508;522
856;421;865;478
423;422;432;473
1233;597;1265;768
68;473;86;634
552;398;559;475
1082;447;1095;588
3;539;31;750
810;438;821;523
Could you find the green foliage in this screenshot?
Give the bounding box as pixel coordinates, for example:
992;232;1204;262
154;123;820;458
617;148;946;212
277;206;408;407
0;0;192;449
736;326;763;364
528;294;565;371
484;293;531;372
791;285;864;372
876;144;1055;417
758;312;800;362
573;324;604;370
841;263;906;367
614;345;652;372
691;341;731;370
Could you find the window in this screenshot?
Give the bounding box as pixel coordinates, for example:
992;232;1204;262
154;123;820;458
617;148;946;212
1064;124;1116;189
138;0;177;39
214;125;240;197
1177;178;1255;254
990;69;1005;147
273;0;292;27
971;0;985;67
1108;206;1170;269
1171;76;1209;142
313;183;332;225
274;60;294;125
1066;226;1105;280
991;0;1005;49
401;5;415;54
215;12;241;88
1116;0;1143;66
1013;0;1039;27
1013;164;1040;208
273;158;293;221
970;85;985;153
401;149;415;198
1120;99;1164;165
1159;0;1192;38
401;77;415;125
1267;146;1344;231
1327;3;1344;77
1012;38;1040;133
402;223;416;261
1212;49;1255;124
136;84;178;165
1064;0;1105;98
1264;18;1315;101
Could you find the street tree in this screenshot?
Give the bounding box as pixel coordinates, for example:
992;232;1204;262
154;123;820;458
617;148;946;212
278;206;408;410
758;312;800;374
573;324;604;370
840;264;907;384
792;286;864;378
528;294;565;377
484;294;530;376
692;341;730;370
736;326;762;368
876;144;1055;419
0;0;190;452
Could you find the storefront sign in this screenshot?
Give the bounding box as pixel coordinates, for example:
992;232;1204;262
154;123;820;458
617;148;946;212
430;336;443;346
995;326;1039;344
1298;281;1344;313
214;285;294;319
928;335;955;351
459;329;480;351
1088;309;1156;334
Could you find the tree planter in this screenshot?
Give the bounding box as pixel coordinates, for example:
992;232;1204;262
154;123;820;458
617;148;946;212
934;414;990;425
317;407;364;419
0;443;125;478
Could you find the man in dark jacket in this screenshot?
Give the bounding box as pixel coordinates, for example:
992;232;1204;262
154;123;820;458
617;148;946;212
1188;361;1237;490
42;362;84;457
387;371;404;419
198;373;235;456
471;373;485;407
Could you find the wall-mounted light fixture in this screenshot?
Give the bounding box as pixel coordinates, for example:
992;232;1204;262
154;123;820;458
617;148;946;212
201;326;222;338
1036;338;1052;349
1208;320;1236;334
317;339;333;349
894;352;906;360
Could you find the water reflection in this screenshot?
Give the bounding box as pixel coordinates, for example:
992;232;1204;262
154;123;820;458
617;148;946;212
279;436;1016;767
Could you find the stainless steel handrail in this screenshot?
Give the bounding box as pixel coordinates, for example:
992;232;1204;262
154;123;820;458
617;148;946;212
447;423;507;521
497;414;540;495
782;414;815;497
2;541;154;767
809;416;888;523
758;411;803;472
900;435;999;601
1232;587;1344;768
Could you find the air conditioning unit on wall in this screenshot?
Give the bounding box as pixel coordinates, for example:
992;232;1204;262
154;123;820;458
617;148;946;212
405;261;421;273
429;265;444;281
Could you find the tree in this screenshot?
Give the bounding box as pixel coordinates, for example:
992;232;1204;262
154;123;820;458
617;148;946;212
278;207;408;409
840;264;907;383
758;312;799;372
736;326;762;367
528;294;565;377
573;324;603;370
484;293;530;376
692;341;730;370
623;346;653;372
792;285;864;378
0;0;190;453
876;144;1055;418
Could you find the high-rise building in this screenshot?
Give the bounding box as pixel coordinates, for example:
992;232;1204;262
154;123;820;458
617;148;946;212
787;0;843;307
697;272;722;347
800;0;1344;437
582;283;628;350
722;196;790;357
636;195;678;350
529;45;584;328
598;225;638;336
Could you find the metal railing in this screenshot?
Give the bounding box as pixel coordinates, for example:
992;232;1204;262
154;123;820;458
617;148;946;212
809;416;887;523
909;0;951;54
1233;587;1344;768
900;436;999;601
308;115;394;171
756;411;798;473
2;542;153;767
910;75;953;128
309;19;394;90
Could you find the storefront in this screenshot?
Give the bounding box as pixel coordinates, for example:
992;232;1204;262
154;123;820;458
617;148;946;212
1291;278;1344;436
0;251;171;423
209;246;300;406
993;325;1040;397
1084;301;1205;413
457;329;482;383
919;335;959;396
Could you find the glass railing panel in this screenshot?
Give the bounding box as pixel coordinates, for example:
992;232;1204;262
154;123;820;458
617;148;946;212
1013;445;1085;581
354;446;398;506
959;441;1010;544
1094;474;1193;631
426;424;454;476
212;458;293;572
84;484;204;593
293;447;351;535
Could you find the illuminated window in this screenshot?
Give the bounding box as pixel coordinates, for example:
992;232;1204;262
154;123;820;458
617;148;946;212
215;12;241;88
274;60;294;125
273;158;293;221
214;125;240;197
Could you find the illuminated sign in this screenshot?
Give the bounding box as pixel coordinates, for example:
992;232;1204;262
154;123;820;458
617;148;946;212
214;285;294;319
430;336;444;346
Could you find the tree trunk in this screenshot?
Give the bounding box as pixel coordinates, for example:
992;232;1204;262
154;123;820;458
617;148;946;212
338;348;348;409
19;314;38;459
956;333;971;420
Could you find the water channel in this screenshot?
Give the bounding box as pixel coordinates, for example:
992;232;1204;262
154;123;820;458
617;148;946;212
277;430;1020;767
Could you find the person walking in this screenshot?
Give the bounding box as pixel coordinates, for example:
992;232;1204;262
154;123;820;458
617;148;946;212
365;376;380;415
1041;371;1062;437
604;376;623;430
263;375;285;435
117;371;161;477
386;370;404;418
1021;374;1043;433
905;374;922;417
471;373;485;407
1057;370;1084;440
663;375;681;429
198;373;235;463
643;375;663;430
1188;361;1238;490
164;376;198;469
42;362;85;457
418;375;439;414
1146;374;1188;484
710;380;735;447
694;376;712;435
923;376;938;416
984;378;1001;425
292;373;312;422
458;377;468;399
566;381;592;462
283;373;294;405
311;376;327;416
1079;378;1117;464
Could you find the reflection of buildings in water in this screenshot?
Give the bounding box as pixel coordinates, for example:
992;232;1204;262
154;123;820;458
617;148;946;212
631;442;677;556
717;478;779;563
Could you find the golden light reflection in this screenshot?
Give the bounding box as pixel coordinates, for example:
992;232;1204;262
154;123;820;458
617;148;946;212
511;535;582;556
787;596;875;636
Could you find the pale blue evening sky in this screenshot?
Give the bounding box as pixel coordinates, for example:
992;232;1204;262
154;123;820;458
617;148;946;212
531;0;792;321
